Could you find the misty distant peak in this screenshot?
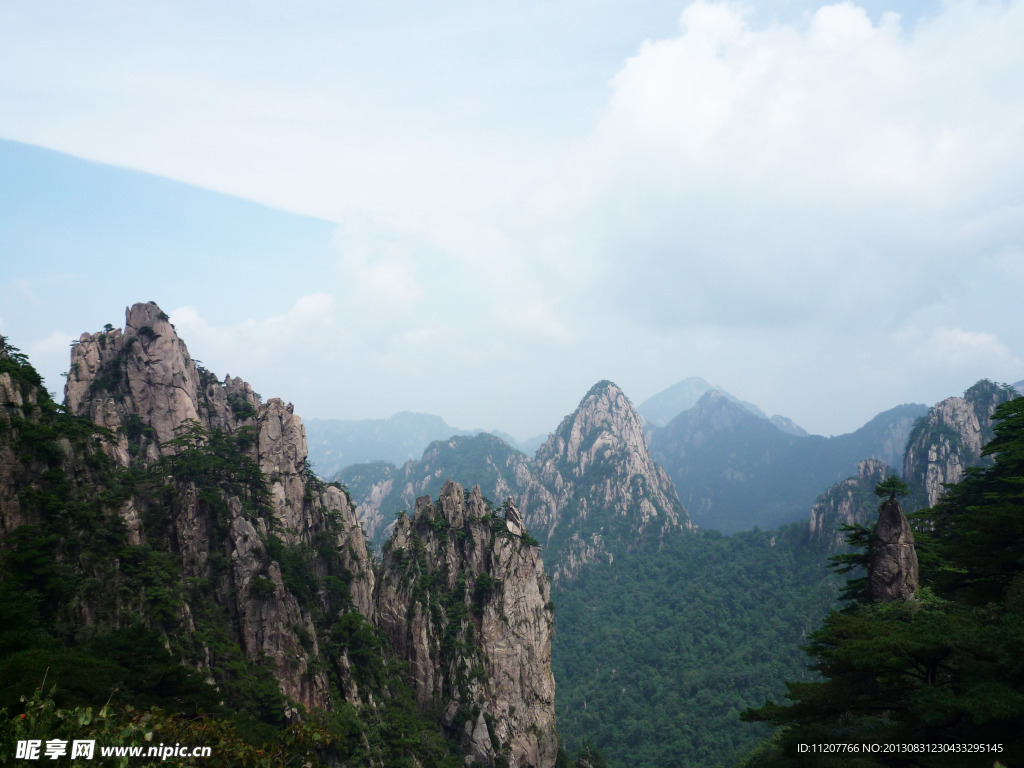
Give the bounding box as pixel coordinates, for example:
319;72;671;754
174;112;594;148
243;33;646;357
638;377;782;429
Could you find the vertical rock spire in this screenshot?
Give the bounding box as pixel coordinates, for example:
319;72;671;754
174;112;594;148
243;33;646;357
867;496;919;602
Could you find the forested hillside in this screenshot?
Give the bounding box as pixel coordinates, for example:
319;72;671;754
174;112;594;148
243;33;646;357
650;393;927;532
742;397;1024;766
0;310;563;768
553;523;839;768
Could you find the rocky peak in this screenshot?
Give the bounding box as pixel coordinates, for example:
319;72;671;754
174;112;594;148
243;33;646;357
60;303;375;709
903;380;1017;507
66;302;202;459
527;380;689;580
375;479;558;768
809;459;890;547
342;380;691;583
539;381;648;472
866;496;919;602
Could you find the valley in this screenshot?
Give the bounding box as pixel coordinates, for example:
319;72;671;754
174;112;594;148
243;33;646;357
1;304;1021;767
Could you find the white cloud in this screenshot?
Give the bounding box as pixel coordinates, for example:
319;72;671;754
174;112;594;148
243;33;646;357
22;329;74;395
526;0;1024;337
4;1;1024;437
897;326;1022;371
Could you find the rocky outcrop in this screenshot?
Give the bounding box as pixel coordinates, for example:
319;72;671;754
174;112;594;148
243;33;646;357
866;497;919;602
903;380;1017;507
343;433;553;547
527;381;685;538
343;381;689;582
375;480;558;768
6;307;565;764
809;459;890;547
62;303;374;711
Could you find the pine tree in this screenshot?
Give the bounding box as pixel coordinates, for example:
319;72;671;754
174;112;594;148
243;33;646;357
741;398;1024;767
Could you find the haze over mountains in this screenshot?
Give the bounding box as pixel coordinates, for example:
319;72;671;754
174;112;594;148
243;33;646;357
3;301;1021;767
319;377;927;537
7;132;1022;449
306;413;545;479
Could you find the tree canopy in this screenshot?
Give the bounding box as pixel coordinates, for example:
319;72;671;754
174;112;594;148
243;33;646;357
742;397;1024;767
874;475;910;500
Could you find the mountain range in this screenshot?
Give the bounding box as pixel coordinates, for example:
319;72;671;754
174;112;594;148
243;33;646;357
306;413;545;478
0;304;559;767
338;379;927;539
2;300;1020;768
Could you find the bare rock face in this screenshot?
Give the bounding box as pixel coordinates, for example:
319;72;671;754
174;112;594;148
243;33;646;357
904;380;1017;507
523;381;689;581
62;303;374;711
346;381;689;583
375;481;558;768
903;397;983;508
867;497;920;602
809;459;890;547
350;434;558;549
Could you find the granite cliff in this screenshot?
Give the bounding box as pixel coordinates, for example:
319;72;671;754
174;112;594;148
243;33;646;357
62;302;373;712
1;304;559;767
903;379;1018;507
376;481;557;768
342;380;690;582
808;458;891;547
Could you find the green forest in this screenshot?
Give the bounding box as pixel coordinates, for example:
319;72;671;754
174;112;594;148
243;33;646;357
552;523;840;768
0;342;465;767
741;398;1024;767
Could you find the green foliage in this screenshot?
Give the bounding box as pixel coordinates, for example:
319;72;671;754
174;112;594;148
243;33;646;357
227;391;257;420
742;397;1024;766
873;475;910;499
155;421;270;517
826;523;871;604
0;686;354;768
553;523;840;768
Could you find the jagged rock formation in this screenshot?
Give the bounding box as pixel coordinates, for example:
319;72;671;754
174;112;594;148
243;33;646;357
522;381;688;580
866;497;919;602
903;380;1017;507
375;480;557;768
809;459;891;547
342;433;554;547
3;305;565;765
344;381;689;582
59;302;375;711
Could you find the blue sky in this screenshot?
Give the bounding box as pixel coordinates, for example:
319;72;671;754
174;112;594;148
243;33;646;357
2;0;1022;439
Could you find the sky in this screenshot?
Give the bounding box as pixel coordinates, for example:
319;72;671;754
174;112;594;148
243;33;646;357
2;0;1022;440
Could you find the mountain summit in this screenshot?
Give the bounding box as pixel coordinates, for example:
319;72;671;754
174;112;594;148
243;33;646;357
341;380;691;581
2;302;559;766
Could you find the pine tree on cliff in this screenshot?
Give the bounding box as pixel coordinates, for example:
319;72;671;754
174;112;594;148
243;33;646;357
742;399;1024;766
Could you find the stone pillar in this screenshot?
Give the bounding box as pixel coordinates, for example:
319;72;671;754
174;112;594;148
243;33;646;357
867;497;920;602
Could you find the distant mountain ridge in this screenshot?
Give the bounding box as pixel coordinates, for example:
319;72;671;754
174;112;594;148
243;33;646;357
339;381;689;580
649;392;928;532
638;377;808;436
807;379;1019;548
306;413;544;478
